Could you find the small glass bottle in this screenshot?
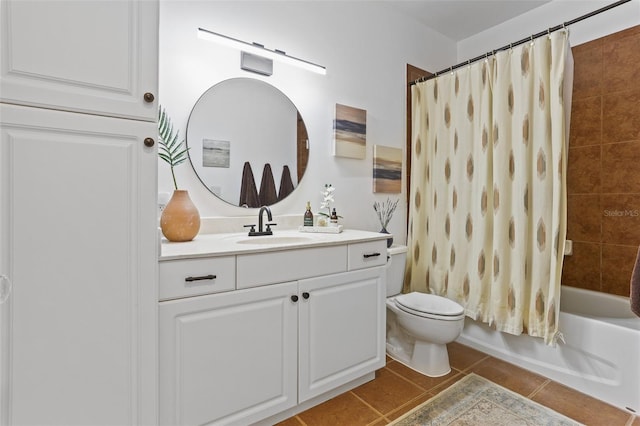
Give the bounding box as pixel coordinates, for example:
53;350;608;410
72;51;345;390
330;208;338;226
304;201;314;226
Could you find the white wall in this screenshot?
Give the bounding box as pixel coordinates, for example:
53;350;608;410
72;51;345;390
159;0;638;241
159;0;456;243
457;0;640;61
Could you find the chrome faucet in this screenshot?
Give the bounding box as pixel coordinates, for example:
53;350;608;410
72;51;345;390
244;205;277;236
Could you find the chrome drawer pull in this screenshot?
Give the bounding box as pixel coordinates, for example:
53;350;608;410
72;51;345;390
185;274;217;282
363;253;381;259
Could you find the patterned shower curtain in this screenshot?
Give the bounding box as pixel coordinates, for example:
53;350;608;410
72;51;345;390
407;30;572;344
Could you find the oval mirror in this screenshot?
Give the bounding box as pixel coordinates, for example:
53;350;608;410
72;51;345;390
186;78;309;207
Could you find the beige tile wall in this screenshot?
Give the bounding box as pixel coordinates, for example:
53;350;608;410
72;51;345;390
562;25;640;297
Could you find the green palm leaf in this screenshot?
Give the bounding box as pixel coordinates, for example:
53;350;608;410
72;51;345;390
158;106;189;189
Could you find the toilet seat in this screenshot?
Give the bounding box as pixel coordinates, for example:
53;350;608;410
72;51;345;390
394;292;465;321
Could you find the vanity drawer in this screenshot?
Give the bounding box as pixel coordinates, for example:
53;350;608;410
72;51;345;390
236;245;348;289
348;240;387;271
159;256;236;301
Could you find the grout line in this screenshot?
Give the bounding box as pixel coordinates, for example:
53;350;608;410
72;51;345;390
365;414;391;426
381;390;432;422
457;354;490;373
383;365;430;392
349;390;387;418
379;416;392;425
387;361;467;395
624;414;638;426
527;379;551;399
428;372;466;395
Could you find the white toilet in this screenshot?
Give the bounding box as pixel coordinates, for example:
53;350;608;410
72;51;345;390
386;245;465;377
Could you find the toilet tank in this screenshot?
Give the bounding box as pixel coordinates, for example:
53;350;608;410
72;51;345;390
386;245;407;297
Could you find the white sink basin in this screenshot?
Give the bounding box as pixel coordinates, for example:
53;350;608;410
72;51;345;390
235;236;314;245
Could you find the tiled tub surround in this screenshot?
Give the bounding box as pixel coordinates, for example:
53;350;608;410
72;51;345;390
563;25;640;297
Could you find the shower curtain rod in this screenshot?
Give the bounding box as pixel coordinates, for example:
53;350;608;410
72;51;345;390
410;0;632;85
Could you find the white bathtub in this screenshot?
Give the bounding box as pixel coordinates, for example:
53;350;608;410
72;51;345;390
456;285;640;414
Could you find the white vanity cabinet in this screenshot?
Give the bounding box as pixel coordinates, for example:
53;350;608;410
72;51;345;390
159;282;299;426
159;237;387;426
298;267;385;402
0;1;158;424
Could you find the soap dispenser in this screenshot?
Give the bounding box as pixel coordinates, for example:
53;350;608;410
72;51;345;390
304;201;314;226
330;208;338;226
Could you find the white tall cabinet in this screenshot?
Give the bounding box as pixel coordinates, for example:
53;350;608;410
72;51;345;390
0;1;158;425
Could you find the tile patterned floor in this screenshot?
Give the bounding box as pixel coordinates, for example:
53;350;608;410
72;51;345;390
278;342;639;426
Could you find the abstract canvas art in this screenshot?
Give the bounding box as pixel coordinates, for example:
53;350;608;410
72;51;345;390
373;145;402;193
202;139;230;168
333;104;366;159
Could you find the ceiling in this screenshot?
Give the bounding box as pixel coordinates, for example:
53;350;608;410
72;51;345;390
381;1;552;41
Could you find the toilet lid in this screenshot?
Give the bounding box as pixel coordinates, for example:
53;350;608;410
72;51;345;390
395;292;464;318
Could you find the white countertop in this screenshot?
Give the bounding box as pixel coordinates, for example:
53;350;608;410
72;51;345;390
160;228;390;260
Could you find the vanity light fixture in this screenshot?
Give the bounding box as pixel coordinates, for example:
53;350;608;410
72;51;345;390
197;27;326;75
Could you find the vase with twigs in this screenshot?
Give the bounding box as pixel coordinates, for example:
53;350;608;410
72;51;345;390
373;197;399;248
158;106;200;242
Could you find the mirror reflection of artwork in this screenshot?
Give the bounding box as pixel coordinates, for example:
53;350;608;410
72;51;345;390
202;139;230;168
333;103;366;159
373;145;402;193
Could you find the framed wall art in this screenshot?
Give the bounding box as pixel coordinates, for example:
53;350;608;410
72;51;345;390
373;144;402;193
332;103;366;159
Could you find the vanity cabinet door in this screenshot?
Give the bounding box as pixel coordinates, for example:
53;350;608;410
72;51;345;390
0;0;158;121
159;282;298;426
298;267;386;402
0;104;158;425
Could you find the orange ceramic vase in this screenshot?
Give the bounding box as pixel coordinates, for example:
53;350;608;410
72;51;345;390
161;190;200;242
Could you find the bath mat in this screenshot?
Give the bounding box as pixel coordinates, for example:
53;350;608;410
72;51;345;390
389;373;583;426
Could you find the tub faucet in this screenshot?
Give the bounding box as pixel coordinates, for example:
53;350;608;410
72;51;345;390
244;205;277;236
